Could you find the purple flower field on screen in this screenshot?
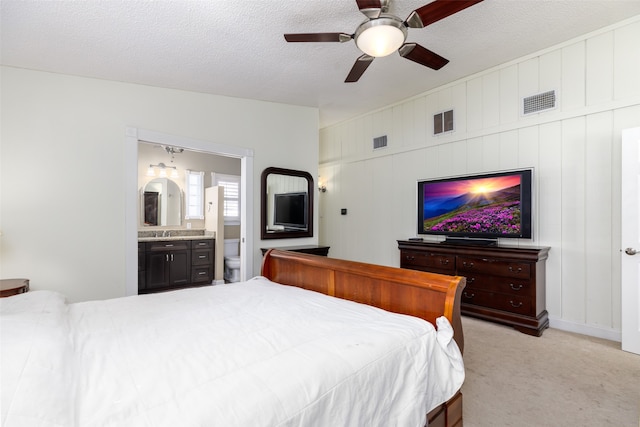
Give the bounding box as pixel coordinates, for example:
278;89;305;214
426;201;521;234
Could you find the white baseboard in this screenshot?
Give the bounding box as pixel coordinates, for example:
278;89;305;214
212;279;226;285
548;316;621;342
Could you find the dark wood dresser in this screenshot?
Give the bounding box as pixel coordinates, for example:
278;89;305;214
398;240;550;336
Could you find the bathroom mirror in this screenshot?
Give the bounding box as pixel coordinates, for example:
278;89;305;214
261;167;313;239
140;178;183;226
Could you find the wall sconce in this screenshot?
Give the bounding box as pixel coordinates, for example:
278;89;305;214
147;162;179;179
318;177;327;193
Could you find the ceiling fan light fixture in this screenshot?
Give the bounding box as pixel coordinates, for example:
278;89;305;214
355;16;407;57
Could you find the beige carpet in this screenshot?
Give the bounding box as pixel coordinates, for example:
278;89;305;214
460;316;640;427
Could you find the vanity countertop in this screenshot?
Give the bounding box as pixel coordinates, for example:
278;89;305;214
138;235;215;243
138;229;215;243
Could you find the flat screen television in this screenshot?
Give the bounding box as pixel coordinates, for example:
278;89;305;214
417;169;533;244
274;192;308;230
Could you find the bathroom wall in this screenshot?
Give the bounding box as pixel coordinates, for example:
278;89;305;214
138;142;241;233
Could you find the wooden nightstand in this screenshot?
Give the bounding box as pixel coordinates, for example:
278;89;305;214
0;278;30;298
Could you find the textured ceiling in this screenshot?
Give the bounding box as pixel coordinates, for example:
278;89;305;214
2;1;640;128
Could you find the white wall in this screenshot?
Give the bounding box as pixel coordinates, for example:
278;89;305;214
318;16;640;340
0;67;318;302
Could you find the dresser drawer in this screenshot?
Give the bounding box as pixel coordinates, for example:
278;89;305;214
191;266;213;284
462;288;534;316
457;256;531;279
464;274;534;297
401;250;455;273
192;248;213;266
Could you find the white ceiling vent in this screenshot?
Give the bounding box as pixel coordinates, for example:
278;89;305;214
523;90;556;115
373;135;387;150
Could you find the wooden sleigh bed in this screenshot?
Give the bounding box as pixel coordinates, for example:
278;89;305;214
262;249;467;427
1;249;466;427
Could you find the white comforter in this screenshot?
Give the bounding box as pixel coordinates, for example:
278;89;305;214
1;277;464;427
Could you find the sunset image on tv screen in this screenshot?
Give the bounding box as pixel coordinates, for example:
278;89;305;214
422;175;522;234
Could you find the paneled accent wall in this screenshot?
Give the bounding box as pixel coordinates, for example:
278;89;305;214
318;16;640;339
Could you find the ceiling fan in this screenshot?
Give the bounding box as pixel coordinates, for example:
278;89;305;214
284;0;483;82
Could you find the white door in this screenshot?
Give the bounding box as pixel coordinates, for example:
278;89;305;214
621;127;640;355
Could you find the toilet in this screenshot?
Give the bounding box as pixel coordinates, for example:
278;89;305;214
224;239;241;283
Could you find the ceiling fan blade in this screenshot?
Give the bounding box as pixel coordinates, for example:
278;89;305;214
356;0;386;19
398;43;449;70
284;33;352;43
345;54;374;83
405;0;483;29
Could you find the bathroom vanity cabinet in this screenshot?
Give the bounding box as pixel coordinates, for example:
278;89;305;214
139;238;214;294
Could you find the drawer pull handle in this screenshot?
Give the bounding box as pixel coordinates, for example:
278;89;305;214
463;261;474;268
405;255;415;261
463;291;475;299
198;242;207;246
199;255;207;259
509;300;523;308
510;283;523;291
467;277;475;284
170;254;174;262
508;266;523;274
440;259;449;265
165;244;174;247
165;254;169;262
198;271;206;275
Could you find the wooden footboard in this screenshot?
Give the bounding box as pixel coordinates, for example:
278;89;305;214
261;249;465;351
261;249;466;427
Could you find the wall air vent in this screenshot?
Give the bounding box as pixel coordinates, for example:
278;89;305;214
434;109;454;135
523;90;556;115
373;135;388;150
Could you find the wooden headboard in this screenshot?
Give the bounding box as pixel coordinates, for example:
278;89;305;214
261;249;466;353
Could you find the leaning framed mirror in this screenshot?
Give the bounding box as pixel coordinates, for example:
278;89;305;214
261;167;314;239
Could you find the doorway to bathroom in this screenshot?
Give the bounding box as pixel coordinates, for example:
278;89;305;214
125;127;254;296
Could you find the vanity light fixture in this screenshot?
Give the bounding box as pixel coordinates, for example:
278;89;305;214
147;146;183;178
147;162;179;179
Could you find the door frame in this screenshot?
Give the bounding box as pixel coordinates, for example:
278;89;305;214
124;127;254;296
